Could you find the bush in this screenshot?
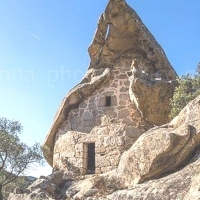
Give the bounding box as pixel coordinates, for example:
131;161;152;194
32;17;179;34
170;63;200;119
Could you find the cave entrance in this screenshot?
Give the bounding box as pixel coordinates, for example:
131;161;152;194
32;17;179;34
83;143;95;174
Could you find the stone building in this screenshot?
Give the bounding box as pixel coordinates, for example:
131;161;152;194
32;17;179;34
43;0;177;178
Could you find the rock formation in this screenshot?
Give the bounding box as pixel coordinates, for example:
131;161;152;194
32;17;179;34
9;95;200;199
7;0;200;199
109;95;200;199
116;95;200;187
128;59;177;125
8;0;193;199
8;171;63;200
42;0;177;179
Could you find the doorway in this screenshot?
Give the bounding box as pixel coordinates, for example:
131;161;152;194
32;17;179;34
83;143;95;174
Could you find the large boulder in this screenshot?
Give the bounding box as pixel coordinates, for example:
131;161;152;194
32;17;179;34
8;175;56;200
108;148;200;200
47;170;63;186
128;60;177;125
115;95;200;188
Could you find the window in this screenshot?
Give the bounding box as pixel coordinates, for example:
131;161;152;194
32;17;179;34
105;96;111;107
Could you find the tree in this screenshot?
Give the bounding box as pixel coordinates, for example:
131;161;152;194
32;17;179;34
170;64;200;119
196;62;200;74
0;118;43;200
1;176;26;199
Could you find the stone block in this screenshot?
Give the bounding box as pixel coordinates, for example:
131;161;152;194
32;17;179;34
79;167;85;175
96;127;109;135
75;151;84;158
124;127;142;138
120;87;128;92
109;155;120;166
60;151;75;158
82;111;93;121
84;127;93;133
79;108;84;116
124;136;136;147
111;96;118;106
96;155;111;168
105;110;117;118
103;136;111;148
75;158;83;168
119;101;126;106
78;134;97;143
71;124;78;131
104;136;123;147
54;142;74;153
95;168;101;174
117;136;125;146
103;91;114;96
99;97;105;107
92;109;99;116
122;117;132;123
67;157;83;168
82;121;93;128
96;115;102;124
133;110;142;118
124;80;130;86
89;97;96;104
111;83;118;88
53;153;60;161
118;74;127;79
79;102;87;109
88;103;97;110
118;109;130;118
119;94;129;101
95;144;106;153
47;171;63;186
100;166;115;173
75;143;83;152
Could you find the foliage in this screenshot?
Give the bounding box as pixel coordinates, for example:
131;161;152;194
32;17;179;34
170;63;200;119
2;176;26;198
0;118;44;199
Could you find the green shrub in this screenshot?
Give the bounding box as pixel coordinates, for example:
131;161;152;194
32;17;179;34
170;63;200;119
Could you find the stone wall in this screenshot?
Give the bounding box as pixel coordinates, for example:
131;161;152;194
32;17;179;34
53;60;151;176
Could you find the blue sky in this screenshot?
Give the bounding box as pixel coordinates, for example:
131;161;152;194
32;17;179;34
0;0;200;177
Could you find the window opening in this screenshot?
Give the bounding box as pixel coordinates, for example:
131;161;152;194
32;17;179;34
105;96;111;107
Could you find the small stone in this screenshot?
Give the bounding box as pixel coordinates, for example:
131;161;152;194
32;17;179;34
88;103;97;110
103;91;114;96
79;102;87;109
99;97;105;107
118;74;127;79
82;111;93;121
118;109;130;118
92;109;99;116
124;80;130;86
119;101;126;106
120;87;128;92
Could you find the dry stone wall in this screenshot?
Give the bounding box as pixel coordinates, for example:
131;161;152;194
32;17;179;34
53;60;151;176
